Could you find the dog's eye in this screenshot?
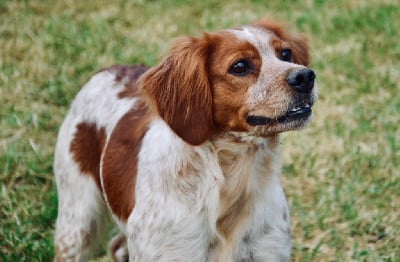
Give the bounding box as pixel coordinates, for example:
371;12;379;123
228;59;253;76
280;49;292;62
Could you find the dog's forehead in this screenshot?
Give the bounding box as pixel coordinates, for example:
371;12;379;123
227;26;276;56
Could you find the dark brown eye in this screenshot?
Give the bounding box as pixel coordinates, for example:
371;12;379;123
280;49;292;62
228;59;253;76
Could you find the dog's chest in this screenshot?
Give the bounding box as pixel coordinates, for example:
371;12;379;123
213;136;278;238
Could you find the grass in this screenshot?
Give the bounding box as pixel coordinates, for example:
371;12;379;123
1;0;399;261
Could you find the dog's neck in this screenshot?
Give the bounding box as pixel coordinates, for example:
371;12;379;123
208;132;282;248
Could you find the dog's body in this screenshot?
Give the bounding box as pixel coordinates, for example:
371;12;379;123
54;19;316;261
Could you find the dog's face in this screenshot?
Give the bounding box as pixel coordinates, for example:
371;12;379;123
141;19;317;145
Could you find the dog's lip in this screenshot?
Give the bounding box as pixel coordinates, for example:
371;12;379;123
287;103;312;116
246;103;313;126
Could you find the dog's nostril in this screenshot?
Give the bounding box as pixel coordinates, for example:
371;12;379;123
286;68;315;93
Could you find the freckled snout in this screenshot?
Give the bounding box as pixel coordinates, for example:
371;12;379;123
286;68;315;93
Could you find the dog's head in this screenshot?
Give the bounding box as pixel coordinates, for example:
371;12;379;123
141;18;317;145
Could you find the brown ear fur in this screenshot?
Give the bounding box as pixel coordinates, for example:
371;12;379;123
140;36;213;145
253;18;310;66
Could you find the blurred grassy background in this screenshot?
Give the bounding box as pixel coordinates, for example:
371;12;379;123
1;0;399;261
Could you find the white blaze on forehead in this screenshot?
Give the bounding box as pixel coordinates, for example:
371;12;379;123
229;26;276;57
229;26;303;104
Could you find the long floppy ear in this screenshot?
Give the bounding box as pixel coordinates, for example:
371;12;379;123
140;36;214;146
253;18;310;66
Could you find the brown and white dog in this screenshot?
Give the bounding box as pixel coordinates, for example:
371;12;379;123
54;18;317;261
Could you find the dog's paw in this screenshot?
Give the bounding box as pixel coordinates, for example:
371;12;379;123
109;233;128;262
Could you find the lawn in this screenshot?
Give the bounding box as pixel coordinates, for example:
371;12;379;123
1;0;399;261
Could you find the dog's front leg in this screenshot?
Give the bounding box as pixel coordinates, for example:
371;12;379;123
126;198;211;262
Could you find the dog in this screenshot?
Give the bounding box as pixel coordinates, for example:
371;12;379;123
53;18;317;261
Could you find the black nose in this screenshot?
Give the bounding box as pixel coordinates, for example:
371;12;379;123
285;68;315;93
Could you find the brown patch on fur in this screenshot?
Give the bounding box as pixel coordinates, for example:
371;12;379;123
207;32;262;132
70;123;106;191
253;18;310;66
270;38;291;59
140;31;264;144
108;64;149;83
101;99;153;221
105;65;149;99
140;36;214;146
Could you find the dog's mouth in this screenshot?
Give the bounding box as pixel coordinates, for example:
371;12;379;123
246;103;313;127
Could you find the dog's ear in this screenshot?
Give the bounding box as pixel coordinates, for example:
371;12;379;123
140;36;213;146
253;18;310;66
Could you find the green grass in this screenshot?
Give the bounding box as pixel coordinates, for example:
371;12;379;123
1;0;399;261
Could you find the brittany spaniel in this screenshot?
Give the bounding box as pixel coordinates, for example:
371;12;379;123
54;18;317;261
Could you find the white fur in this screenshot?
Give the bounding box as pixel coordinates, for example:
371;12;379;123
127;120;224;261
54;70;291;261
53;26;306;261
232;26;304;107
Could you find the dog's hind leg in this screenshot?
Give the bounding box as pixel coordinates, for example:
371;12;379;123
53;122;109;262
